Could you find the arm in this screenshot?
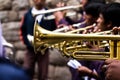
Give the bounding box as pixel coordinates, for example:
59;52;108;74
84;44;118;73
19;15;29;47
77;66;100;79
53;2;69;28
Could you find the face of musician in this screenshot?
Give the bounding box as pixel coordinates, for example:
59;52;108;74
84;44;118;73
33;0;46;9
97;3;120;31
97;14;108;31
83;3;104;26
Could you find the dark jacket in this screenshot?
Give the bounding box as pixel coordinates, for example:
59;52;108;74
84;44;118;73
20;8;57;50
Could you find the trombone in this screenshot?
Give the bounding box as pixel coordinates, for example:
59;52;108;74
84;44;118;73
33;21;120;60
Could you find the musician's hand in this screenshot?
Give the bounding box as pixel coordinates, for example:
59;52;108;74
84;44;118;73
103;59;120;80
54;11;64;23
112;27;118;34
77;66;98;78
68;25;75;31
93;26;101;33
57;24;66;28
78;66;92;76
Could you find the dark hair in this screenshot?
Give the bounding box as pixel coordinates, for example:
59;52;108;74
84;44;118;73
84;2;104;19
88;0;106;4
101;2;120;27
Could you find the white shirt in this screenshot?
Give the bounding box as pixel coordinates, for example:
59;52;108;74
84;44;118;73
31;7;46;23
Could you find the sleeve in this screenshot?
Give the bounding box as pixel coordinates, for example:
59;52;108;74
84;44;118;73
0;21;3;56
59;18;69;25
19;15;28;46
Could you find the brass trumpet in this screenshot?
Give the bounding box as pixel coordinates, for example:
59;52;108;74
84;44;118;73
33;5;82;16
33;21;120;60
53;21;86;32
67;23;96;33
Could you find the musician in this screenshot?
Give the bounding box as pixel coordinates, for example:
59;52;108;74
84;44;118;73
66;2;105;80
54;0;106;31
20;0;57;80
54;1;105;80
96;2;120;80
77;2;120;80
78;3;120;80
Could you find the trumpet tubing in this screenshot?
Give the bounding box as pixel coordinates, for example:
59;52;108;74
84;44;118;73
33;21;120;60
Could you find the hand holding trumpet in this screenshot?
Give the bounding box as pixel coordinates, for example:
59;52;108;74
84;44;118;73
102;59;120;80
102;27;120;80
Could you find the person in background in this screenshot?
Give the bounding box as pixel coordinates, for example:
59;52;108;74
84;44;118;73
53;0;106;31
20;0;57;80
0;21;13;59
0;20;30;80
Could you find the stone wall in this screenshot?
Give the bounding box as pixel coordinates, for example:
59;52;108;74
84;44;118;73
0;0;120;80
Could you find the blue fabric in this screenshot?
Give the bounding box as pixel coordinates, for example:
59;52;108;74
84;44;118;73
0;58;31;80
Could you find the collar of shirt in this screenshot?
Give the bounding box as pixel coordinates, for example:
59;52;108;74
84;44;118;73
31;7;46;22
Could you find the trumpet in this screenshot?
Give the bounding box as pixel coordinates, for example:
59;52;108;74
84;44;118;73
33;21;120;60
53;21;86;32
67;23;96;33
93;30;112;35
33;5;82;16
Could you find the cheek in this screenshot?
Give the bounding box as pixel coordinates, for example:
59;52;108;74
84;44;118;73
97;22;105;30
